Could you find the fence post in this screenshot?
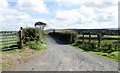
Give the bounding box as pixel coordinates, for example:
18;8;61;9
70;32;73;43
89;33;91;43
53;29;55;33
82;32;84;43
19;27;23;48
97;33;101;48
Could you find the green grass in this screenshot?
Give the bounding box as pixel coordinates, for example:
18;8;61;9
71;43;120;62
72;38;120;61
26;41;46;50
104;35;120;38
72;42;120;61
101;40;117;44
93;51;120;62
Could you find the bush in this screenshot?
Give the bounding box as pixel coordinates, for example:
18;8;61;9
22;27;46;50
23;27;45;43
80;43;96;51
73;42;97;51
94;48;101;52
49;31;78;43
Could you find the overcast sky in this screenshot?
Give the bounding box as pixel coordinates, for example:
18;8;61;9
0;0;119;31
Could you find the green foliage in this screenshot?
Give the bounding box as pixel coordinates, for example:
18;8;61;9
49;31;78;43
72;39;120;61
73;42;97;51
49;30;120;61
73;41;120;52
95;51;120;61
23;27;46;50
34;21;47;29
26;41;46;50
23;27;45;43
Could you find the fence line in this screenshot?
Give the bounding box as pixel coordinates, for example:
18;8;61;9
78;32;120;47
78;37;120;40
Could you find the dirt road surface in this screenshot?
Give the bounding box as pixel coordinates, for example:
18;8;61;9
11;35;118;71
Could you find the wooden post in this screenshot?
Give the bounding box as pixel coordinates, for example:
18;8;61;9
89;33;91;43
108;44;112;50
83;32;84;43
19;27;23;48
97;33;101;48
53;29;55;33
70;32;72;43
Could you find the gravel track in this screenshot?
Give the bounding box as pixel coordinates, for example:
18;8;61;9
12;35;118;71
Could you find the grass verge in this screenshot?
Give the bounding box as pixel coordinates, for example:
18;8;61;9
92;51;120;62
72;43;120;62
26;41;46;50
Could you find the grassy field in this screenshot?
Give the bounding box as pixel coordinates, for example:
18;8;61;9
73;34;120;61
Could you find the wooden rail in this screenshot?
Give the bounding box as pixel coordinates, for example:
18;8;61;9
78;32;120;47
79;37;120;40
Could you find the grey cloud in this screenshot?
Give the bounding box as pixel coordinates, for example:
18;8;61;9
85;2;116;8
95;14;114;22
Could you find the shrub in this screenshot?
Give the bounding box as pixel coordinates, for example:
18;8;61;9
22;27;46;50
26;41;46;50
49;31;78;43
94;48;102;52
23;27;45;43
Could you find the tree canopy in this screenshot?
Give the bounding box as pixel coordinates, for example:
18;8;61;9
34;21;47;29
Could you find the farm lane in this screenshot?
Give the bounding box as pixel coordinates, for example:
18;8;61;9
12;35;118;71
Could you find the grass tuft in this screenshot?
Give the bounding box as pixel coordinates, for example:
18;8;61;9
26;41;46;50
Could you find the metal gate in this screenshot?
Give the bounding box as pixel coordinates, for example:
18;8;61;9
0;31;19;50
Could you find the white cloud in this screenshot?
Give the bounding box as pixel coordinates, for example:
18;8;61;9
0;9;34;31
16;0;49;14
48;8;89;29
45;0;119;29
0;0;119;30
0;0;9;8
0;0;47;31
47;3;118;29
